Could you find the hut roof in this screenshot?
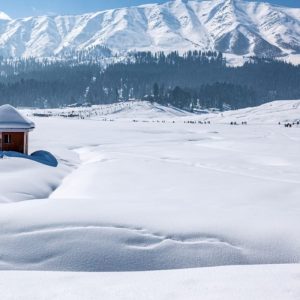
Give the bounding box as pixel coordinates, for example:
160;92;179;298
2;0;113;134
0;105;35;131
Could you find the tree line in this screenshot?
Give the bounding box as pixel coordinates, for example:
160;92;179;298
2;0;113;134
0;51;299;110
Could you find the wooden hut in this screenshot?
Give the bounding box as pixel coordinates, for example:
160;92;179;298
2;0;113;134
0;105;35;154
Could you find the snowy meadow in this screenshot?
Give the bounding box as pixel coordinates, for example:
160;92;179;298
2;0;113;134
0;101;299;298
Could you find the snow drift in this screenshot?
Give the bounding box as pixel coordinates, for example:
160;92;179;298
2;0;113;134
197;100;300;124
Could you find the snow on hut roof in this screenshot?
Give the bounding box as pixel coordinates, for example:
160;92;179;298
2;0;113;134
0;104;35;131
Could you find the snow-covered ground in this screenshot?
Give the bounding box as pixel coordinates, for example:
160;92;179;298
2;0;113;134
0;100;300;298
0;264;299;300
28;101;192;120
27;99;300;124
198;100;300;124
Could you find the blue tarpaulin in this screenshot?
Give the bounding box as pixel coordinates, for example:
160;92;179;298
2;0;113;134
0;150;58;167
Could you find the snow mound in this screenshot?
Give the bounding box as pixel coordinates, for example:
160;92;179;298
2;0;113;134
0;149;76;203
107;102;191;119
198;100;300;124
29;101;191;120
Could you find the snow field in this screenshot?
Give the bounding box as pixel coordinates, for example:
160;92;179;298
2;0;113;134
0;100;300;298
0;100;300;272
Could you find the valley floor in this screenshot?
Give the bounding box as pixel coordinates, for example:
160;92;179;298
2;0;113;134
0;101;299;298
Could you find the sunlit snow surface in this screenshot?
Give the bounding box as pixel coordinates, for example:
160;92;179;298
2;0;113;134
0;101;300;300
1;100;300;299
0;265;299;300
0;101;299;276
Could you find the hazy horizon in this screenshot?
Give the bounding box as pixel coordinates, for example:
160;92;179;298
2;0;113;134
1;0;299;19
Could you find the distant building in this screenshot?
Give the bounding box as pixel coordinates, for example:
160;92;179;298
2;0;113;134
0;105;35;154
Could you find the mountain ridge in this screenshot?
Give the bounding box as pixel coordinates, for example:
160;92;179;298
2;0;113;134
0;0;299;62
0;11;11;21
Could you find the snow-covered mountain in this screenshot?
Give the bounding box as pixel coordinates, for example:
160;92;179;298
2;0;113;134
0;11;10;21
0;0;299;61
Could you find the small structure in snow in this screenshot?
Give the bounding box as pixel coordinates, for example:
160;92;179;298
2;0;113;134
0;105;35;154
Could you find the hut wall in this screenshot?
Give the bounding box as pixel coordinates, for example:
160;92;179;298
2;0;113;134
1;132;25;153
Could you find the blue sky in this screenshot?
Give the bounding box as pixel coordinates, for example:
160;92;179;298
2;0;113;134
1;0;299;19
